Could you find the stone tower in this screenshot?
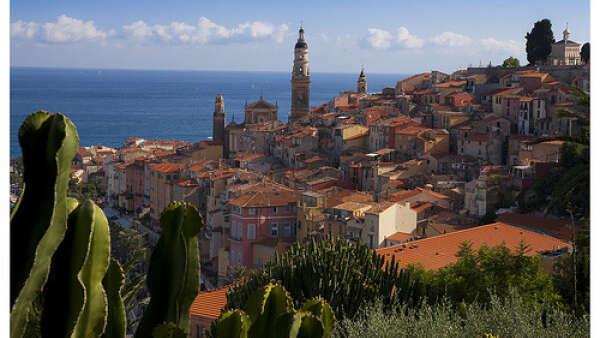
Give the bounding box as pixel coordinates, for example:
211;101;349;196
357;68;367;94
290;26;310;125
213;94;225;142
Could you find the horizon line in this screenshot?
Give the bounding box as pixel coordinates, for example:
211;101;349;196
10;65;419;76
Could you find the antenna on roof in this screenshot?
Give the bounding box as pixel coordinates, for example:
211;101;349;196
260;88;263;100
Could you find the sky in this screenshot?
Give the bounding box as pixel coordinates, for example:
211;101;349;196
10;0;591;74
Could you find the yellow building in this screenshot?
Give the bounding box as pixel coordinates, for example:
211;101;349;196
149;163;184;222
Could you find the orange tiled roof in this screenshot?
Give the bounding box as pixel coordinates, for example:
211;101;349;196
497;213;575;242
150;163;183;174
190;285;232;319
229;184;297;208
376;222;570;271
491;87;523;97
386;231;414;242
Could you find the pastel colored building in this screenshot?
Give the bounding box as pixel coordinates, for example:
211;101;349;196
228;184;299;269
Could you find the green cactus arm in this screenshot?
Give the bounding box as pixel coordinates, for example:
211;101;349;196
102;258;127;338
71;201;111;337
247;284;295;338
10;111;78;337
216;310;251;338
296;312;324;338
134;202;203;338
40;200;110;337
300;298;335;338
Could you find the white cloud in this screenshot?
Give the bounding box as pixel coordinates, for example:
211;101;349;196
120;17;288;45
362;27;423;50
480;38;522;55
11;15;107;43
431;31;472;47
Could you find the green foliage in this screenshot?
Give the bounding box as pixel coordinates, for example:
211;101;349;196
151;322;187;338
553;219;589;315
225;235;422;319
501;56;520;68
580;42;590;64
103;258;127;338
525;19;554;65
406;241;562;307
10;111;79;337
335;290;589;337
134;202;204;338
217;283;335;338
40;200;112;337
69;181;99;202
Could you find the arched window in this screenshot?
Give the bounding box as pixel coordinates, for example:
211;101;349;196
299;66;303;73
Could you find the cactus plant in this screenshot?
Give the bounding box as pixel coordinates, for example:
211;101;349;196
10;111;79;337
134;202;204;338
216;283;335;338
226;235;422;319
40;199;112;337
103;258;127;338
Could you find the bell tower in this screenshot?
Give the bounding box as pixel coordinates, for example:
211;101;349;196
357;67;367;94
290;26;310;125
213;94;225;142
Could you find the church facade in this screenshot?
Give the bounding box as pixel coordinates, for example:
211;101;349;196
547;27;581;66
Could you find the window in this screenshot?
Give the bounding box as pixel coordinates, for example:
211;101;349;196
231;250;235;263
370;220;375;232
368;235;374;248
224;215;230;223
238;223;243;240
249;207;256;215
273;207;278;214
271;223;278;236
237;252;241;264
282;223;291;237
258;257;263;267
248;224;256;239
285;205;290;212
231;223;236;238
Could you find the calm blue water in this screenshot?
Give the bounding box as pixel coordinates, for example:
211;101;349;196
10;67;408;158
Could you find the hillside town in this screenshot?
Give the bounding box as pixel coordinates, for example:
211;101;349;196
61;24;589;335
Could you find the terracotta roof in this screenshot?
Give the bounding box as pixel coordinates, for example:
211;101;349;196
332;201;372;212
229;185;298;208
235;153;264;162
190;285;232;319
520;72;547;78
386;232;413;242
376;222;571;271
497;213;575;242
491;87;523;97
150;163;183;174
433;80;467;88
175;179;198;188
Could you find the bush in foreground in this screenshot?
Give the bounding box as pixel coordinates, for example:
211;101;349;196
335;289;589;338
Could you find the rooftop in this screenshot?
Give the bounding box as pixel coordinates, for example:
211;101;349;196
376;222;571;271
190;285;232;319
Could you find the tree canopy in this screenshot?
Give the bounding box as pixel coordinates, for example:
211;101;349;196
525;19;555;65
580;42;590;64
502;56;520;68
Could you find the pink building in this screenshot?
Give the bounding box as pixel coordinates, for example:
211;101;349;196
125;158;145;211
228;184;299;268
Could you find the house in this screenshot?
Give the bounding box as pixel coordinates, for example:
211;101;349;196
490;87;524;114
376;222;571;271
464;166;509;217
457;132;503;165
189;285;232;337
228;183;299;269
518;140;563;164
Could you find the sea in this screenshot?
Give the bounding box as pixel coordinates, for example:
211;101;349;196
10;67;409;159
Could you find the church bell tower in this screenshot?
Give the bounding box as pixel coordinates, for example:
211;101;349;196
357;68;367;94
213;94;225;142
290;26;311;125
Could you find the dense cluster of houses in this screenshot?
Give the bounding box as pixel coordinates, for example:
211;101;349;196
68;27;589;337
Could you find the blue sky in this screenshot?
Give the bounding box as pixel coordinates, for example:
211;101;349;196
10;0;590;74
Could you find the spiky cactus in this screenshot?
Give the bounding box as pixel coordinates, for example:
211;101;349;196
10;111;205;338
134;202;204;337
225;235;422;319
10;111;79;337
216;283;335;338
40;199;113;337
